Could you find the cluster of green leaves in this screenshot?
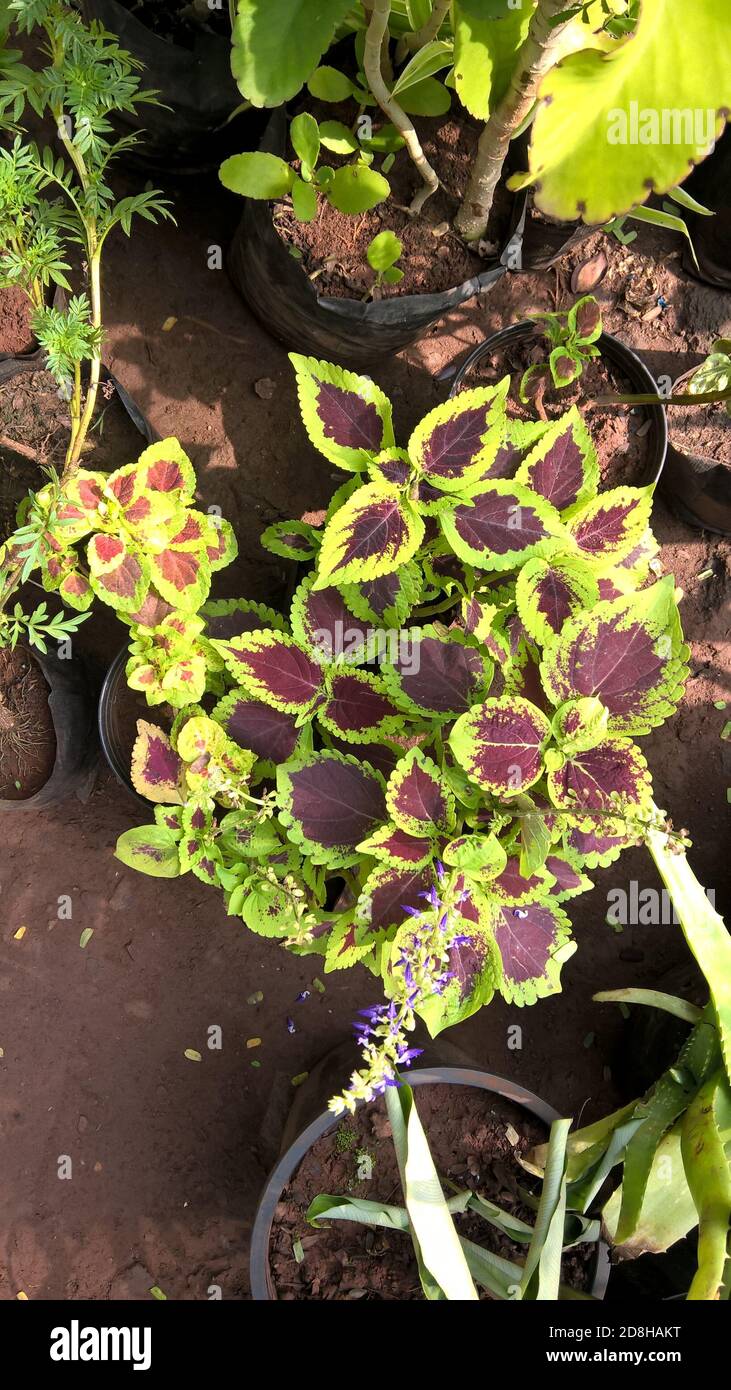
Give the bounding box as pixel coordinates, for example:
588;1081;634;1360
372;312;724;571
687;338;731;416
519;295;602;406
0;0;172;391
220;110;398;222
115;353;689;1048
367;229;404;289
226;0;730;241
0;597;87;653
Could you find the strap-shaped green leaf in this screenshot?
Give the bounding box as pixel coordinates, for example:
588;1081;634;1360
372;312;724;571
681;1070;731;1301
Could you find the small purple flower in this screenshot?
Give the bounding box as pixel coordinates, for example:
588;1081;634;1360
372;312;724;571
402;905;423;919
286;1017;296;1034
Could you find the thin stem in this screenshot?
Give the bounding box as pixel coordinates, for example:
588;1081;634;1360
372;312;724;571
455;0;573;242
397;0;451;61
363;0;440;216
64;249;101;477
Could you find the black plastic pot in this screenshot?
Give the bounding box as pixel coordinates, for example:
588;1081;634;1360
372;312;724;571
250;1052;610;1301
98;645;150;808
82;0;264;173
659;367;731;536
0;645;97;812
229;111;529;365
447;322;668;489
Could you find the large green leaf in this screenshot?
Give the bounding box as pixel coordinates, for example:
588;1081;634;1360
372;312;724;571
524;0;731;223
647;822;731;1085
681;1071;731;1301
386;1083;478;1301
231;0;354;108
602;1123;699;1257
452;0;532;120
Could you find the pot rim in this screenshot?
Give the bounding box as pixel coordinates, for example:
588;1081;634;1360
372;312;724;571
98;645;150;807
448;320;669;489
249;1064;610;1302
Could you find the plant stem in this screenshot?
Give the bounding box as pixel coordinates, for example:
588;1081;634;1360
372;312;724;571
397;0;451;62
454;0;573;242
363;0;440;216
64;248;102;477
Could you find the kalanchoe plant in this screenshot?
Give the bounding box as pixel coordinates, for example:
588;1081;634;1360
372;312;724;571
519;295;603;407
227;1;730;240
116;354;691;1098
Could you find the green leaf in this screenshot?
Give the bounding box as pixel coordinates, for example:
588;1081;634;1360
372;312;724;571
319;120;359;154
602;1124;699;1257
231;2;355;107
115;826;181;879
219;151;294;200
520;1118;572;1300
516;550;600;648
307;65;358;103
391;39;454;98
367;230;403;272
526;0;731;223
292;175;318;222
326;163;391;214
647;823;731;1085
385;1083;478;1301
398;77;452;117
290;112;320;172
453;0;532;120
681;1071;731;1301
308;1194;409;1231
316;484;424;587
289;353;395;471
593;989;703;1026
442;833;507;877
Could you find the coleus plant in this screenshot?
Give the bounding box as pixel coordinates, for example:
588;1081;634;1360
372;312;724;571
0;438;236;677
116;353;691;1107
519;295;602;407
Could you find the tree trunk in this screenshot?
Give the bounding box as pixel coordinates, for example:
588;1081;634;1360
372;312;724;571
363;0;440;216
454;0;574;243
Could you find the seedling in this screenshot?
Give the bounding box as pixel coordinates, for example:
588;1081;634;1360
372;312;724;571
520;296;603;406
367;230;404;289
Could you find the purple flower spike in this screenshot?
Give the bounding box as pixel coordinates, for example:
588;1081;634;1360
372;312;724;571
402;905;423;919
435;861;445;881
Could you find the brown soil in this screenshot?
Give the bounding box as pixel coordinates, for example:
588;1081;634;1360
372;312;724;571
269;1083;593;1300
668;394;730;466
0;163;728;1302
276;112;504;300
0;369;151;542
0;286;36;356
118;0;229;45
459;328;653;489
0;646;56;799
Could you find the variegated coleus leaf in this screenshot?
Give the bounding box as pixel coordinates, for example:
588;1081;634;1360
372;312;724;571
515;407;598;512
551;697;609;756
290;353;395;471
115;824;181;879
213;629;324;713
130;720;184;804
339;561;421;629
277;749;387;868
487;856;557;906
315;482;424;587
545;736;652;818
450;695;552;796
355;862;435;939
381;625;493;719
175;715;256;804
544;854;593;903
202;596;287;640
260;518;321;560
128;586;175;628
489;898;576;1007
325;733;400;782
148;510;213;612
87;533;150;613
386;747;455;838
211;689;302;766
154;804;183;838
206;514;238;572
126;613;211;709
357;822;435;870
407;380;509;493
540;576;689;735
290;574;373;664
41;549;94;611
367;447;412;489
460;595;512;666
563;817;642;869
318;669;408;743
565;486;653;569
515;547;600;647
390;877;500;1037
480;418;552;482
134;438;197;503
440;479;565;572
421;549;472;600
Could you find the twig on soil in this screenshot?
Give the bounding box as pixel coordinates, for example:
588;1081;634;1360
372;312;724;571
0;434;41;463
